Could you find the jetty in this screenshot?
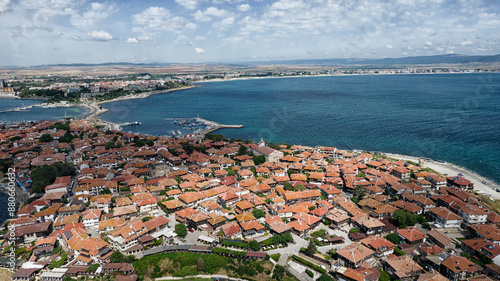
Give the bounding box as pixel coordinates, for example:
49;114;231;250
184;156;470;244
196;117;244;136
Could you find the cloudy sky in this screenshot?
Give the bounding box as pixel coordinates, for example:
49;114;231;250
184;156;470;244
0;0;499;66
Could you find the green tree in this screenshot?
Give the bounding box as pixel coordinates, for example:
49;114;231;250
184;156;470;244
174;223;188;237
378;270;391;281
59;133;74;143
105;142;115;150
110;251;126;263
305;239;317;255
86;264;100;272
197;257;205;271
294;183;305;191
283;182;293;191
317;273;335;281
385;233;402;244
393;209;417;228
30;162;76;193
253;155;266;165
39;133;54;143
252;208;266;219
238;145;248;155
249;240;261;251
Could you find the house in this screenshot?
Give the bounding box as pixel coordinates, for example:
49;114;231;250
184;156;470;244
360;236;395;257
397;227;426;244
82;209;102;229
391;166;410;181
440;255;481;281
351;215;385;236
427;229;456;250
427;174;447;190
325;208;351;229
337;242;375;268
221;221;241;237
287;219;310;236
457;204;489;225
11;268;40;281
383;255;424;281
33;236;57;258
239;220;265;236
7;221;52;244
428;207;462;228
461;238;500;260
186;212;210;229
77;238;113;264
469;224;500;244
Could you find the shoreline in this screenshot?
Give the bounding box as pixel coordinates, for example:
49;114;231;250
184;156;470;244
196;71;500;84
95;85;197;106
384;152;500;200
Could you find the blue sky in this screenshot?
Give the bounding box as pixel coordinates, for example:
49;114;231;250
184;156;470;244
0;0;499;66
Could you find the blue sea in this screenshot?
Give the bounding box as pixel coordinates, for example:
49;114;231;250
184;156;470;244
99;73;500;185
0;99;87;122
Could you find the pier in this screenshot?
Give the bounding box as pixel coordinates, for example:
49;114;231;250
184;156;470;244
195;117;244;136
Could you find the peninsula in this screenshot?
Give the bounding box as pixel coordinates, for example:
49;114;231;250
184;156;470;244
1;119;500;281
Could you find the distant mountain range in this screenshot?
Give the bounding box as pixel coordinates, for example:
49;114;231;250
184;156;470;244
242;54;500;66
4;54;500;69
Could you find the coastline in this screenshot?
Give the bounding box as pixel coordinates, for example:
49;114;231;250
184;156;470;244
95;85;197;106
384;152;500;200
196;71;499;84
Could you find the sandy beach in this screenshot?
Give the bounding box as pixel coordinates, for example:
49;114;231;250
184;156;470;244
384;153;500;200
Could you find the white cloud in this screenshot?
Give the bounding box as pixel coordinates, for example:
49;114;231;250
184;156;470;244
386;44;393;49
271;0;307;10
175;0;198;10
425;41;433;46
195;47;205;54
192;7;232;22
192;10;211;22
127;38;139;43
71;2;116;29
214;17;234;30
459;40;473;46
0;0;11;13
133;7;171;27
133;7;194;33
88;30;114;41
237;4;251;12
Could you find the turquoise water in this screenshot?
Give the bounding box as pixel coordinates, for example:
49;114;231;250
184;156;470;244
99;73;500;184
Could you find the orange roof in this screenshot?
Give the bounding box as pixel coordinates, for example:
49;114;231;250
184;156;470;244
235;212;256;223
397;227;426;242
287;219;310;232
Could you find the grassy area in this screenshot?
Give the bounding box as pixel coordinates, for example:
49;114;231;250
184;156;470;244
133;251;274;281
476;194;500;213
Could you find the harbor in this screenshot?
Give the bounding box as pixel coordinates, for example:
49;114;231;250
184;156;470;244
169;117;244;137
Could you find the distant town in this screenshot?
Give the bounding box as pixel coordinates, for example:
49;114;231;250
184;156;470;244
0;111;499;281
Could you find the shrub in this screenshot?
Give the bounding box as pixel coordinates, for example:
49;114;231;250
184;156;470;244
394;246;406;256
349;228;359;233
271;253;281;262
305;269;314;277
291;255;326;274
